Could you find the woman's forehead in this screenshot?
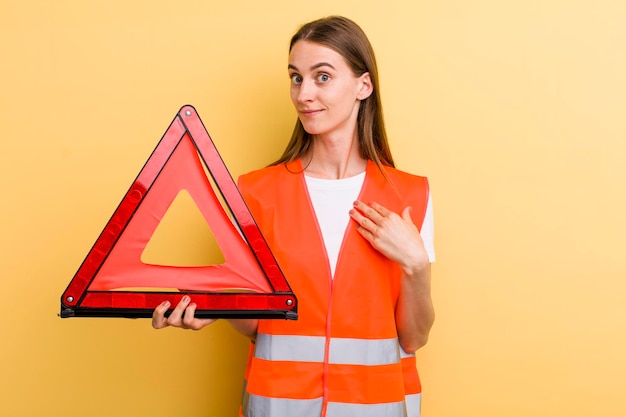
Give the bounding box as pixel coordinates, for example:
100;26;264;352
288;40;347;70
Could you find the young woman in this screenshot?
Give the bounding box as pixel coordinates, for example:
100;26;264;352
152;15;435;417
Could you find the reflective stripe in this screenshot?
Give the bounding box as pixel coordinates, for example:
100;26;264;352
405;393;422;417
246;394;322;417
246;395;415;417
254;334;325;362
329;337;400;365
326;400;405;417
255;333;402;365
240;378;249;415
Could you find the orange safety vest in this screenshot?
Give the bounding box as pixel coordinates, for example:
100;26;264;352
237;159;429;417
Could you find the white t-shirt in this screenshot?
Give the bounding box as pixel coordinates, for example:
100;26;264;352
305;172;435;278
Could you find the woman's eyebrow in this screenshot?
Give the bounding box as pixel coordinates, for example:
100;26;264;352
288;62;336;71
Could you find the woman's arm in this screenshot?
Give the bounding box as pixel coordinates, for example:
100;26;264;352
350;201;435;352
395;260;434;352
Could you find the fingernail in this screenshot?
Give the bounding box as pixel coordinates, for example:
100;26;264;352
182;296;190;303
163;301;171;308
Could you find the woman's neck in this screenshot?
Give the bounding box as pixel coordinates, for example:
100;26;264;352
303;134;367;179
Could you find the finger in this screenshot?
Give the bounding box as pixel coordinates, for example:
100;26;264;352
183;302;199;330
368;201;392;218
353;200;377;218
183;303;217;331
402;206;414;224
355;200;390;225
352;201;378;223
355;223;375;241
350;206;377;231
167;296;191;327
151;301;171;329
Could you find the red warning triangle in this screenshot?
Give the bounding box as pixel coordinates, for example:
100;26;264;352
60;105;297;319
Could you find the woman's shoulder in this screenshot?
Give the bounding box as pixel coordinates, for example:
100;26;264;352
240;163;286;180
376;165;430;220
379;164;429;187
238;163;294;191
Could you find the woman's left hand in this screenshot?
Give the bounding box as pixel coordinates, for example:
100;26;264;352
350;200;429;275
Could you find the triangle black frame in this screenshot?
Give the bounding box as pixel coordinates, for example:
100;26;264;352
60;105;297;320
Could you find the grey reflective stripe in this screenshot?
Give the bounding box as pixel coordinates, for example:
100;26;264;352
246;395;416;417
241;378;249;415
255;333;402;366
329;337;401;365
245;394;322;417
254;334;325;362
405;393;422;417
326;400;406;417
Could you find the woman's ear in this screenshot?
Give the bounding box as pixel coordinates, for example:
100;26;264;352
357;72;373;100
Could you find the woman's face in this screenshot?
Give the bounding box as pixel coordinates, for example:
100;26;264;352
288;40;371;139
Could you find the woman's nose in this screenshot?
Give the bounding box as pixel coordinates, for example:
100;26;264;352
296;79;315;103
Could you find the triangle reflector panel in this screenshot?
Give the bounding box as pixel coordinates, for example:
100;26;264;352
60;105;297;320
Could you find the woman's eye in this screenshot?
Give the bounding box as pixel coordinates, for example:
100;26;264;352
291;74;302;84
317;74;330;83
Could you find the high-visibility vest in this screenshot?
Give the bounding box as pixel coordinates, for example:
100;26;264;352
237;159;429;417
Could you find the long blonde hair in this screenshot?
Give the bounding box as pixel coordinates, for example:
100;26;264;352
272;16;395;169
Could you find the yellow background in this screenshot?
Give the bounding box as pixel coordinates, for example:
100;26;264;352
1;0;625;416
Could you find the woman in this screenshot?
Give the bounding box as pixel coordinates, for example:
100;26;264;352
152;15;435;417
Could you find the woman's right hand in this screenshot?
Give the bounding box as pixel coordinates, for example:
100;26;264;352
151;295;217;330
